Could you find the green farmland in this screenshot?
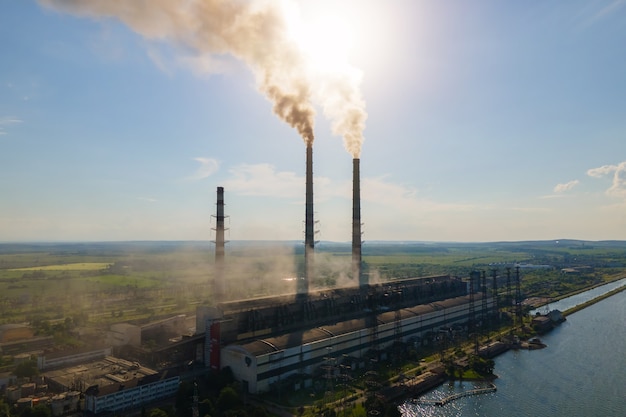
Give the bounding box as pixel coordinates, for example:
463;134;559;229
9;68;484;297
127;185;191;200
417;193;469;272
1;239;625;330
9;262;112;271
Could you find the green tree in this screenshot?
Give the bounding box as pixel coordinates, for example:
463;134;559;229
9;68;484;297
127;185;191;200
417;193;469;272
0;400;11;417
148;408;168;417
469;356;495;375
216;386;240;411
199;399;215;417
13;359;39;379
20;404;51;417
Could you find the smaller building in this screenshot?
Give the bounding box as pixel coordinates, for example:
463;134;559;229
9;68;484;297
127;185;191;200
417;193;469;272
107;323;141;347
50;391;80;416
0;371;17;393
478;341;510;358
84;373;179;415
42;356;179;415
531;309;565;332
38;346;112;371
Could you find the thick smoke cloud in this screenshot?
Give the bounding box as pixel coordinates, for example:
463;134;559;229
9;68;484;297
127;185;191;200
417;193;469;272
39;0;366;154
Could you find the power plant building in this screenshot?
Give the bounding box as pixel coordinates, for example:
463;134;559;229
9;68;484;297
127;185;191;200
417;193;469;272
220;293;495;394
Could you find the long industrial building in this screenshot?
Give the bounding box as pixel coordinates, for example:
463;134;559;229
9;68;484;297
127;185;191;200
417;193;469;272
220;293;495;394
198;266;495;394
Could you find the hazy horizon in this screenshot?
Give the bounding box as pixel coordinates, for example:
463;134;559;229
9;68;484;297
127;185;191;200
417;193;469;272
2;238;625;245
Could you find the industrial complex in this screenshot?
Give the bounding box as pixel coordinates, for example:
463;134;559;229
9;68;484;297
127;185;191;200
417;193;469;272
2;151;504;414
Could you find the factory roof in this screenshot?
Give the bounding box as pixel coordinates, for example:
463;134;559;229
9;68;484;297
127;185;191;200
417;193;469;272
85;373;167;397
229;293;486;356
44;356;157;392
219;275;453;314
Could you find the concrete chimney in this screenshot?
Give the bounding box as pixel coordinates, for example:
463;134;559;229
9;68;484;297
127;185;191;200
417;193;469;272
213;186;226;301
301;144;314;297
352;158;364;289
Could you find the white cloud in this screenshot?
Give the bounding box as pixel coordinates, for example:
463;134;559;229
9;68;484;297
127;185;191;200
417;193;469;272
224;163;313;199
0;116;22;135
587;161;626;198
587;164;616;178
187;157;220;180
589;0;626;22
553;180;579;193
361;175;477;213
221;164;480;212
577;0;626;27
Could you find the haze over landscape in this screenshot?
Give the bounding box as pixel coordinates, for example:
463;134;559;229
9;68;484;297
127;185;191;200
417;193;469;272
2;0;626;243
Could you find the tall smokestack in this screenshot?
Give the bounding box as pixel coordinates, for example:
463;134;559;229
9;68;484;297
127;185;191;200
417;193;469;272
352;158;364;289
213;186;226;301
300;144;314;297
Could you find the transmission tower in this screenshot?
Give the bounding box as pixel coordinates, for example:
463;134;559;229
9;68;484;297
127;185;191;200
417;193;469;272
491;268;499;326
468;271;478;339
515;266;522;327
481;270;488;333
192;381;199;417
506;267;512;314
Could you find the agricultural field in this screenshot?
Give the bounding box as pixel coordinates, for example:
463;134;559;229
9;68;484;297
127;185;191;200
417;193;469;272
1;239;625;329
8;262;112;271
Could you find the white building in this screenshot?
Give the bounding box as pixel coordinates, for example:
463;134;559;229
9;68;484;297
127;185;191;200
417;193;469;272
84;374;180;414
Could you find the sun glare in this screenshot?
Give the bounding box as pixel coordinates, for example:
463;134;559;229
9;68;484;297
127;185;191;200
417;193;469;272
283;4;354;72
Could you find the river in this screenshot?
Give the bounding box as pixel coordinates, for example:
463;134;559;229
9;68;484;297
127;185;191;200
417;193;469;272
399;279;626;417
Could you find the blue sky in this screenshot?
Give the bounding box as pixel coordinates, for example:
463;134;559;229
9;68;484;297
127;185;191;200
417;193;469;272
1;0;626;242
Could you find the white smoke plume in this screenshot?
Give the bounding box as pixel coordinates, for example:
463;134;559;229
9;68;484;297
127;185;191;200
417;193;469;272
314;65;367;157
39;0;367;153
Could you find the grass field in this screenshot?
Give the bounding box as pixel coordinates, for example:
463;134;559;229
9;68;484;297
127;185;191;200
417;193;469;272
9;262;111;271
0;240;624;326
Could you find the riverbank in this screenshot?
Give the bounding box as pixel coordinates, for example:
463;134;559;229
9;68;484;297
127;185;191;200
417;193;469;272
401;286;626;417
556;275;624;300
403;284;625;405
412;382;497;406
562;284;626;316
